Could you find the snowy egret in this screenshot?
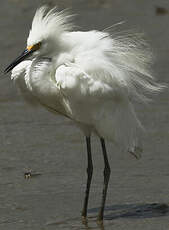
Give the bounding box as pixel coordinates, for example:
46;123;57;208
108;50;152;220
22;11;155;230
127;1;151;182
4;6;163;221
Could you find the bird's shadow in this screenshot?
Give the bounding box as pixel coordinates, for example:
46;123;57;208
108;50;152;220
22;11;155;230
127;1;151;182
47;202;169;229
88;202;169;220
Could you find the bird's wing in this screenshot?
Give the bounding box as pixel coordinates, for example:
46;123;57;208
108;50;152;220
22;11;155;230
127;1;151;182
55;63;142;154
55;63;125;104
66;30;163;104
55;29;163;153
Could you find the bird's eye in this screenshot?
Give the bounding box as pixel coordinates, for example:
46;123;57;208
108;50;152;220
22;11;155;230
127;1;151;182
27;42;41;52
33;42;41;51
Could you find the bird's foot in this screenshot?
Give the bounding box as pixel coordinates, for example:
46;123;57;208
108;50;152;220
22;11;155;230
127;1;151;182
81;215;88;224
97;213;104;224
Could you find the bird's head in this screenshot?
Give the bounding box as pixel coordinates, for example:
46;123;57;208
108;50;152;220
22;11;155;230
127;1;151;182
4;5;73;73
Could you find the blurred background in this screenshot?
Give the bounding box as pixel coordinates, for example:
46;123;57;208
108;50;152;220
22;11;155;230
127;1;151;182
0;0;169;229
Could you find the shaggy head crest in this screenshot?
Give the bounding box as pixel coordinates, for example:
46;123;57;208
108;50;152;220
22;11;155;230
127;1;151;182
27;6;73;46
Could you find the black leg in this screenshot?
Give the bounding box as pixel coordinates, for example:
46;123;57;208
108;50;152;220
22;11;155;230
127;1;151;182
98;138;111;221
82;136;93;218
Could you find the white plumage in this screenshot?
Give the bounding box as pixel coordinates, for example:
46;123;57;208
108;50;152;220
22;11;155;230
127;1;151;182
11;6;161;153
6;6;163;220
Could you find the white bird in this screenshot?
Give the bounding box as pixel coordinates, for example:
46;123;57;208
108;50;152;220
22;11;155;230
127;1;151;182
4;6;163;221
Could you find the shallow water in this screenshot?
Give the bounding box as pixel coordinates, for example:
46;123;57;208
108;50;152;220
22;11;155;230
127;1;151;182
1;0;169;229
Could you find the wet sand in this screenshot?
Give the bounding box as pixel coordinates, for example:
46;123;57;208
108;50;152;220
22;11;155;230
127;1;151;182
1;0;169;229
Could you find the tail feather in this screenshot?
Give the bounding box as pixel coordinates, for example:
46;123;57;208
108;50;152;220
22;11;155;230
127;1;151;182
94;100;143;153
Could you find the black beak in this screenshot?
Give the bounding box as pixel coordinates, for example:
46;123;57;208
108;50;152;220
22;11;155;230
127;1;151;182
4;49;34;74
